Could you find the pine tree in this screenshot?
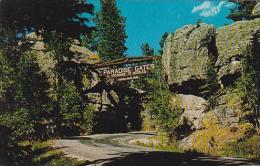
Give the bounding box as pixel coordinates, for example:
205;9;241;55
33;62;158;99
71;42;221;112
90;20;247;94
94;0;127;61
141;43;154;56
200;60;219;109
227;1;257;21
159;32;169;55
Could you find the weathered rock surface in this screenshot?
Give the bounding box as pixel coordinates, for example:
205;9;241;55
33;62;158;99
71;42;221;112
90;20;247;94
163;18;260;90
82;71;101;90
27;32;121;114
216;18;260;85
69;44;101;64
163;17;260;150
162;23;216;95
252;2;260;18
86;89;118;112
178;95;208;131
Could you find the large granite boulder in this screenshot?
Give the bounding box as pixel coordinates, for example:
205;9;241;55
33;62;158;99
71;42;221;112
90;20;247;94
216;18;260;86
178;95;208;130
162;23;216;95
175;95;208;138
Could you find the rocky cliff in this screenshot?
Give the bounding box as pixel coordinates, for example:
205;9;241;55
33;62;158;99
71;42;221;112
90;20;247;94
162;5;260;152
26;32;116;112
26;34;142;133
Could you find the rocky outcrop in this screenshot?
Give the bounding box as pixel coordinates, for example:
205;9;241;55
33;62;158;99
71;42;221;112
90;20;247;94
69;44;101;64
27;32;121;113
162;23;216;96
175;95;208;139
178;95;208;130
216;18;260;86
86;89;119;112
163;17;260;151
252;2;260;18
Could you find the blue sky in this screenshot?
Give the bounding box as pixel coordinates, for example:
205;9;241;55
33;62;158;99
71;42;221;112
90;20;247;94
88;0;236;55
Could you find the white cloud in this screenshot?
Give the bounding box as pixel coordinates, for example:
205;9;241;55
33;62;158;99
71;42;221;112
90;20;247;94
192;1;232;17
192;1;212;13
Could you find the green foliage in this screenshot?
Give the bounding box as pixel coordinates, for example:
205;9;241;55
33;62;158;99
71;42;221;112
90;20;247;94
0;51;52;140
0;1;99;162
0;26;96;163
135;59;181;139
54;81;94;136
141;43;155;56
0;0;94;38
227;2;257;21
0;125;32;166
20;140;86;166
57;82;83;135
82;105;95;134
45;32;95;136
196;19;202;27
0;108;34;139
200;60;219;109
234;58;258;117
159;32;169;55
0;50;13;102
94;0;127;61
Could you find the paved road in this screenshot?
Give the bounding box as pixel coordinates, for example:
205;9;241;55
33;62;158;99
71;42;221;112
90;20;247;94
55;132;260;166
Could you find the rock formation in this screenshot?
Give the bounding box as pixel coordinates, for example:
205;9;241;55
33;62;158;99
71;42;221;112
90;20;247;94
162;23;216;96
162;11;260;151
26;32;115;112
26;33;143;133
216;19;260;86
252;2;260;18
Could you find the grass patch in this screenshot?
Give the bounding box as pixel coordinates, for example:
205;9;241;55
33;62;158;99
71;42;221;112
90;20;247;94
133;133;184;153
21;140;87;166
223;134;260;160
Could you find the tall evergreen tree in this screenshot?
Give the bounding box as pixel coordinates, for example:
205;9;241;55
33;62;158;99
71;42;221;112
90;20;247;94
141;43;154;56
200;59;219;109
94;0;127;61
159;32;169;55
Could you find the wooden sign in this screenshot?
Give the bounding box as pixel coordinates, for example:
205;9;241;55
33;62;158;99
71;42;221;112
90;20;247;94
91;56;160;81
100;63;155;81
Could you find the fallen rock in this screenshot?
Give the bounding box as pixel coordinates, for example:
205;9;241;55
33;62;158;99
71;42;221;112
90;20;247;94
178;95;208;130
175;95;208;138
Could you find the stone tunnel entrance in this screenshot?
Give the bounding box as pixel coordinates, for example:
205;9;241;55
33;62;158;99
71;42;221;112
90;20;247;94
72;56;161;133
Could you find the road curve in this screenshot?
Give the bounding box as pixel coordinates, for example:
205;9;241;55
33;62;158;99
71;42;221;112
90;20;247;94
55;132;260;166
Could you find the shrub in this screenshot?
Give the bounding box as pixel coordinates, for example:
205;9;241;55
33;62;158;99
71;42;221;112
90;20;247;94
135;60;182;139
53;81;94;137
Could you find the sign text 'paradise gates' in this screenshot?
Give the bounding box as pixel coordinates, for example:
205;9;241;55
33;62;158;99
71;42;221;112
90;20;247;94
100;63;155;81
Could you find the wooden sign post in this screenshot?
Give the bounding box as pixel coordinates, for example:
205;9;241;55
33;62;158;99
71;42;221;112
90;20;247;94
93;56;159;81
100;63;155;81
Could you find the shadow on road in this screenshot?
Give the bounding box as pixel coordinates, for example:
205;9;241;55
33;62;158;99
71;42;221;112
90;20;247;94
87;151;260;166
